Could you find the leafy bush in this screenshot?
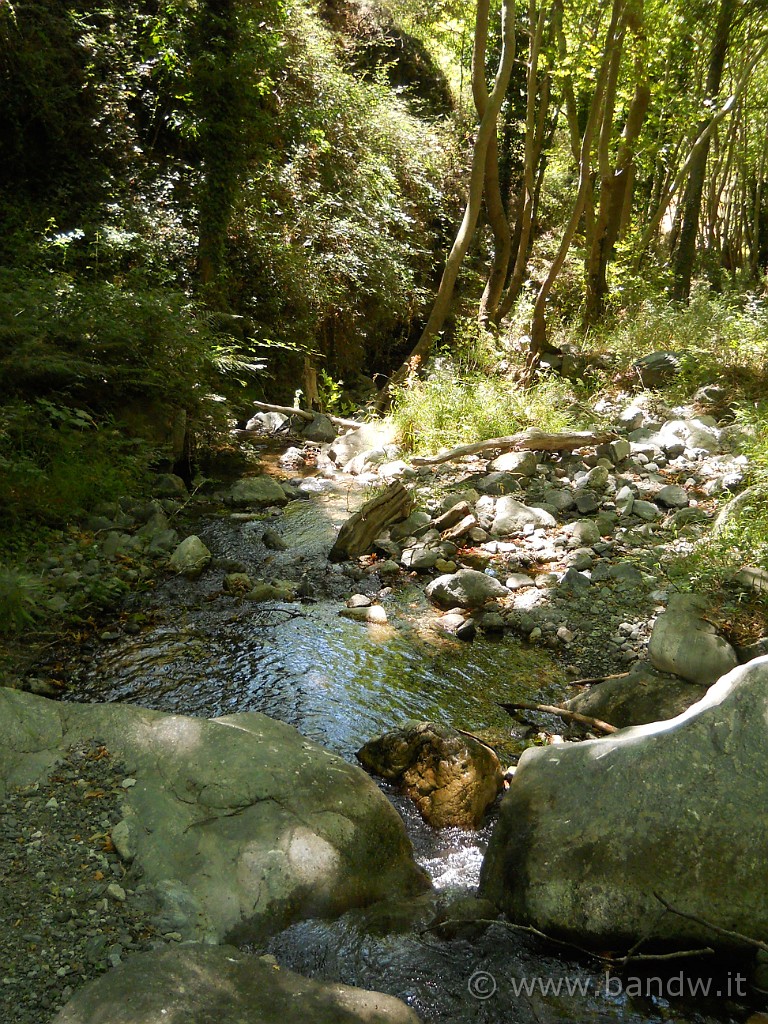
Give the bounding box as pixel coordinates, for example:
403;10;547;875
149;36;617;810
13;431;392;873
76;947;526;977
0;567;44;634
0;400;151;543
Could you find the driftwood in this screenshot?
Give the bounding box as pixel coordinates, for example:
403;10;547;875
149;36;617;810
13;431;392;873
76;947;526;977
499;701;619;734
654;893;768;953
567;671;630;686
329;481;413;562
250;400;362;431
411;428;617;466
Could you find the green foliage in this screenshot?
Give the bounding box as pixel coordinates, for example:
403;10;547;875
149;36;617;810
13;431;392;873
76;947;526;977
391;361;579;454
572;291;768;399
0;567;44;635
0;399;151;541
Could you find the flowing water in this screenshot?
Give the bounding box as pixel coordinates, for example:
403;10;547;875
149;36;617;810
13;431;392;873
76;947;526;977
67;468;753;1024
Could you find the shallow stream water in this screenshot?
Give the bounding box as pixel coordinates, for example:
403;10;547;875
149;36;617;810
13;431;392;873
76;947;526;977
67;468;753;1024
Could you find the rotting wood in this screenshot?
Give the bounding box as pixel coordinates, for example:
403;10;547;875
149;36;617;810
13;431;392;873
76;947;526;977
329;481;413;562
499;700;619;734
411;428;617;466
249;400;363;431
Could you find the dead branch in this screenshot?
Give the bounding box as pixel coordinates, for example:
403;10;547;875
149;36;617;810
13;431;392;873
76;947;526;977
567;671;630;686
250;400;363;430
426;919;713;964
499;701;619;734
411;428;617;466
654;893;768;953
329;481;413;562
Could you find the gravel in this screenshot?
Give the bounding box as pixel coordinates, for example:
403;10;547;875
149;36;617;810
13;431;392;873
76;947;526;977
0;740;175;1023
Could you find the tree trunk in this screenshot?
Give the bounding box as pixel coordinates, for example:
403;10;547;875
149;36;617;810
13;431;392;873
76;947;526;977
495;0;548;322
670;0;736;302
376;0;516;407
527;0;625;373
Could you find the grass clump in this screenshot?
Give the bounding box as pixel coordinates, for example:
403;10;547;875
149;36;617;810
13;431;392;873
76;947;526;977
0;568;44;635
391;363;580;455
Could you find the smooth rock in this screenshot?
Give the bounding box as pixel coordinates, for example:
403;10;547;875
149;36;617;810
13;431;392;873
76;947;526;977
480;657;768;950
425;570;509;609
655;483;689;508
230;476;288;507
491;497;556;537
339;605;388;624
168;536;212;578
649;593;738;685
53;944;422;1024
565;662;709;728
0;690;429;944
301;413;336;443
488;451;538;476
357;721;503;829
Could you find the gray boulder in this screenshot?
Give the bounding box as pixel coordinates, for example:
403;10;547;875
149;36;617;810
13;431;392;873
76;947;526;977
230;475;288;507
425;569;509;609
491;497;556;537
300;413;337;443
357;721;503;828
0;690;429;944
565;662;709;728
488;451;538;476
168;535;211;577
53;944;422;1024
480;656;768;950
649;593;738;685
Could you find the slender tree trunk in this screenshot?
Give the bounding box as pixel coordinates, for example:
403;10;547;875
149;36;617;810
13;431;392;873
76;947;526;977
634;38;768;271
670;0;736;301
377;0;516;405
527;0;625;372
584;70;650;322
495;0;548;322
475;3;514;324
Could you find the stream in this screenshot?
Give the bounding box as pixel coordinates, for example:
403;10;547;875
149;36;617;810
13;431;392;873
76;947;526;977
65;461;751;1024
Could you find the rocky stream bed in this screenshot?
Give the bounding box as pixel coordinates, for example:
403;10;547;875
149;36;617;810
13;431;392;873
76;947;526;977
2;388;768;1024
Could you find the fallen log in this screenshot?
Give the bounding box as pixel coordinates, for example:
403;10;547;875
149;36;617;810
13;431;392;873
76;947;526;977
329;481;413;562
411;428;617;466
498;701;619;734
250;400;363;431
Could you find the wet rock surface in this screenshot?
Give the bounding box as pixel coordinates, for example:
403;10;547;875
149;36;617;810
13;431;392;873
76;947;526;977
356;721;503;828
479;657;768;950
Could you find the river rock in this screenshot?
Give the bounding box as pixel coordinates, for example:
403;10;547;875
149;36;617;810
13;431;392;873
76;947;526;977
53;944;422;1024
425;569;509;609
479;656;768;950
564;662;710;728
357;721;503;828
488;451;538;476
0;690;429;944
301;413;336;443
230;475;288;507
491;497;556;537
168;535;212;577
655;483;689;508
648;592;738;684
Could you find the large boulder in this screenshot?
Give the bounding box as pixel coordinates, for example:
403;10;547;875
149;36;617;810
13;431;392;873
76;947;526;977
425;569;509;609
648;593;738;685
53;944;422;1024
357;721;503;828
0;690;429;944
479;656;768;950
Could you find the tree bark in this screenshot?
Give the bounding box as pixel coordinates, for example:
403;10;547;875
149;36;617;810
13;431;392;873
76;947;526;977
376;0;516;408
